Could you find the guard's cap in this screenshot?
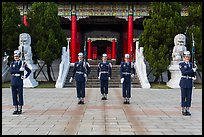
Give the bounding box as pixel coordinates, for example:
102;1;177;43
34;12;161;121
14;50;21;56
78;52;83;57
102;53;107;58
124;54;130;58
183;51;191;56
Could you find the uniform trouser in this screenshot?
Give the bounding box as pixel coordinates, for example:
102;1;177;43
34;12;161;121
76;81;85;98
100;80;108;95
11;85;24;106
181;88;192;107
122;82;131;98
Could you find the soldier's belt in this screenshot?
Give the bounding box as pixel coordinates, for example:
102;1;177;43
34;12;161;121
181;76;193;79
100;71;108;73
122;72;131;75
12;74;21;77
76;71;84;74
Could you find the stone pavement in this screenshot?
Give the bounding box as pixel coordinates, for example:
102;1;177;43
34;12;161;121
2;88;202;135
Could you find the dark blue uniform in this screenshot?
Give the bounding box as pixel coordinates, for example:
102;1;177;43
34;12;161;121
179;61;195;109
10;60;31;107
98;62;112;97
120;62;135;99
72;61;90;100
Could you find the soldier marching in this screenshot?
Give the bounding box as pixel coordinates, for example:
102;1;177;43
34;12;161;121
120;54;135;104
97;53;112;100
70;52;91;104
9;50;31;115
179;51;197;116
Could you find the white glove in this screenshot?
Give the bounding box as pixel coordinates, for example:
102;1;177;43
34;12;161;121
84;74;87;78
195;64;198;69
131;74;134;78
192;77;196;80
120;78;124;83
108;77;111;80
98;76;100;79
69;77;73;83
192;68;197;72
21;76;26;79
20;67;25;71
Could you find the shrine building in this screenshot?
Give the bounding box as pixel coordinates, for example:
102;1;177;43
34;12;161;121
16;2;189;64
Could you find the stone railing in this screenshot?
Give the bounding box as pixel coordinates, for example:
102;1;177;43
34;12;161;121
55;42;70;88
134;40;151;88
2;53;10;83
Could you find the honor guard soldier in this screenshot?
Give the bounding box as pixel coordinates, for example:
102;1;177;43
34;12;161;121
97;53;112;100
120;54;135;104
10;50;31;115
179;51;197;116
69;52;91;104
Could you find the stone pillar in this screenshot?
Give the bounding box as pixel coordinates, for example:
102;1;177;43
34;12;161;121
128;12;133;61
71;12;77;63
112;39;116;60
88;39;92;60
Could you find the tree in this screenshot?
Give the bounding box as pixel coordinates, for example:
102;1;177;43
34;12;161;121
2;2;21;60
139;2;185;82
184;2;202;70
27;2;67;82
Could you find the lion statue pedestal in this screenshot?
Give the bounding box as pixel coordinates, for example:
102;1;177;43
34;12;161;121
167;34;187;88
18;33;39;88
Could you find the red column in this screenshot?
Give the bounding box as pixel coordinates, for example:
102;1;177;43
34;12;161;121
77;24;81;54
123;25;128;56
128;12;133;61
23;15;28;27
88;39;92;60
112;39;116;60
71;13;77;63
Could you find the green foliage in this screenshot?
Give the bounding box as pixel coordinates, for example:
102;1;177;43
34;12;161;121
2;2;21;59
27;2;67;81
140;2;184;82
140;2;202;82
185;3;202;70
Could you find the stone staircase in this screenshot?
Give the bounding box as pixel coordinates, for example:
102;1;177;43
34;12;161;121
64;60;141;88
87;59;116;65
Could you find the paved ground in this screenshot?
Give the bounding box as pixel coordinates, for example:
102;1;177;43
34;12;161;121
2;88;202;135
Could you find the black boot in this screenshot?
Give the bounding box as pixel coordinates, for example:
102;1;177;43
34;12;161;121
182;107;186;116
18;106;22;114
101;94;105;100
186;107;191;116
78;98;82;104
123;98;127;104
127;98;130;104
81;98;85;104
104;94;107;100
13;106;18;115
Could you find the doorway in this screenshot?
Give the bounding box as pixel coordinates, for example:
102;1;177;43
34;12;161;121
92;40;112;60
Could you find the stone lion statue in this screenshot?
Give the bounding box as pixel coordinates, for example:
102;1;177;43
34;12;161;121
172;34;187;61
18;33;33;64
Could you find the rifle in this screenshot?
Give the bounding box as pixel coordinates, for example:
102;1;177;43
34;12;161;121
131;43;135;76
20;41;26;79
84;37;88;81
191;33;197;79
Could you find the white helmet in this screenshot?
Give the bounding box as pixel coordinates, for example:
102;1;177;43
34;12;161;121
78;52;83;57
124;54;130;58
102;53;107;58
183;51;191;56
14;50;21;56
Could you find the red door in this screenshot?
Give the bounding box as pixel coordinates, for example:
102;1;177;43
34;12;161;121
92;46;97;60
107;47;111;60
